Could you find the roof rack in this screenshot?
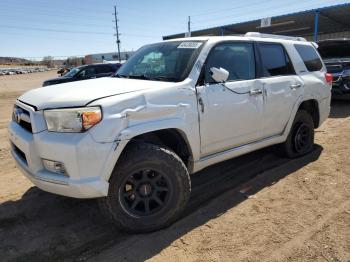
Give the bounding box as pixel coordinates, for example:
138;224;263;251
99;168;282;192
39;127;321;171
244;32;307;42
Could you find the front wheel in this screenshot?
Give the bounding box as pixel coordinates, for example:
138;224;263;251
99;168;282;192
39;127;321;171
279;110;315;158
100;143;191;233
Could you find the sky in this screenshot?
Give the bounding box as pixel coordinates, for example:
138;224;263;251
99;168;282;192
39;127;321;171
0;0;349;60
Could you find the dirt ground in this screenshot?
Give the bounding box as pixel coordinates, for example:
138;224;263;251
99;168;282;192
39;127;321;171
0;72;349;262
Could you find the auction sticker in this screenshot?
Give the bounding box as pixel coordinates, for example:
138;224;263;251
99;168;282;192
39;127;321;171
178;42;203;49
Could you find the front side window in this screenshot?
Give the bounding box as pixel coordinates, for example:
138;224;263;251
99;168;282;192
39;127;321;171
294;44;323;72
64;67;81;77
259;43;295;77
117;41;204;82
205;42;256;83
77;67;96;78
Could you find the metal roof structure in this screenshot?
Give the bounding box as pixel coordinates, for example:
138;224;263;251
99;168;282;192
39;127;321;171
163;3;350;42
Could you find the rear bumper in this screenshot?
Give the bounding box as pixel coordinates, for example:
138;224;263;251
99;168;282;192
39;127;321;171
8;121;113;198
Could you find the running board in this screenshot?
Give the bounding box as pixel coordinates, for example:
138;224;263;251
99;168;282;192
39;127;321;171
192;134;285;173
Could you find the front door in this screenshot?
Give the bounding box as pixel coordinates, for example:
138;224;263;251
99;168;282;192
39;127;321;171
196;41;264;156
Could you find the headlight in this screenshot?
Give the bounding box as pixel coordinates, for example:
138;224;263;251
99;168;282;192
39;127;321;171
44;107;102;132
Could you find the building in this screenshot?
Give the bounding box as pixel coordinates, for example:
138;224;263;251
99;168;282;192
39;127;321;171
163;3;350;42
85;51;135;64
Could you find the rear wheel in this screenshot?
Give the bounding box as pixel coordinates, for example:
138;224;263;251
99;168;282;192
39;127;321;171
279;110;315;158
100;142;191;233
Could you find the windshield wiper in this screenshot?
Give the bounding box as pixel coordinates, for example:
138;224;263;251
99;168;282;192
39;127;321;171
147;76;178;82
126;74;151;80
114;74;177;82
113;73;128;78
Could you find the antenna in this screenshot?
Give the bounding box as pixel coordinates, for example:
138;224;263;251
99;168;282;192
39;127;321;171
187;16;191;37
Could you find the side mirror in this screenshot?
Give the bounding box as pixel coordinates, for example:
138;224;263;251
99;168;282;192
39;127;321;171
210;67;229;83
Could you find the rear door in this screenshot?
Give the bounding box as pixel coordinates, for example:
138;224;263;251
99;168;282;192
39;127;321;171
257;42;303;138
95;65;116;78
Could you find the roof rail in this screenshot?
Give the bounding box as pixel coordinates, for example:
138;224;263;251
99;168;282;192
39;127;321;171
244;32;307;42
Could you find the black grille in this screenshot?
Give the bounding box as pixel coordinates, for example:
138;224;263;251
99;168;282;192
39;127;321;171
13;105;32;133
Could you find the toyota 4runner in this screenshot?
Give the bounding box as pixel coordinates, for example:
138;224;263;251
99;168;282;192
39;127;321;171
8;33;332;233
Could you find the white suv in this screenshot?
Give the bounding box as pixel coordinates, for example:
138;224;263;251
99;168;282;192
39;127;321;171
8;33;332;232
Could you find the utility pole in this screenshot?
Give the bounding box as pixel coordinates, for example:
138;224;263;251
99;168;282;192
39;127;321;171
187;16;191;37
113;4;121;62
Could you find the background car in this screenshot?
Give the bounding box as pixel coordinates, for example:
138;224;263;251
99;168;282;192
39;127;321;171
318;39;350;99
42;63;122;86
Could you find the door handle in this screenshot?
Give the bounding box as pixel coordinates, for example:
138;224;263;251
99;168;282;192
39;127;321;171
290;83;302;89
249;89;263;96
198;97;204;113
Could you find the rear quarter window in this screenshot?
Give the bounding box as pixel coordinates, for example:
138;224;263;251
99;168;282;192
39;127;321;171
294;44;323;72
96;65;115;74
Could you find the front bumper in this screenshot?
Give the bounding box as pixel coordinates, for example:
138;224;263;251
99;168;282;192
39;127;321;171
8;120;114;198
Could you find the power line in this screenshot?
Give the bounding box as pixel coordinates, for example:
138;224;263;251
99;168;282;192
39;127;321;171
0;13;184;33
191;0;340;30
190;0;275;17
190;0;343;18
192;0;314;24
0;24;160;38
0;3;187;27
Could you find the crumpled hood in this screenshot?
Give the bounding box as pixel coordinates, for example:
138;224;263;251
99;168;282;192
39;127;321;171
18;77;169;110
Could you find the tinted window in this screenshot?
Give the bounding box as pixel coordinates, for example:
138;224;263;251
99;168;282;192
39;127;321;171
294;44;323;72
205;42;256;83
96;65;114;74
77;67;96;77
259;43;294;77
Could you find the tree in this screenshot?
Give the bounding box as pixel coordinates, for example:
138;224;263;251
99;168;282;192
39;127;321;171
65;56;84;67
42;56;54;68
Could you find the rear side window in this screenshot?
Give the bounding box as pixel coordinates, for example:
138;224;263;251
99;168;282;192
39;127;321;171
259;43;295;77
96;65;114;74
294;44;323;72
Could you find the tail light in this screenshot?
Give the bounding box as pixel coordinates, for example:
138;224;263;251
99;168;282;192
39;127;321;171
325;73;333;84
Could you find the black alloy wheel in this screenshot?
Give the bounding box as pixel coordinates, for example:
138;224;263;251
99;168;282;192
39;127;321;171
119;169;171;217
100;143;191;233
293;123;312;154
278;110;315;158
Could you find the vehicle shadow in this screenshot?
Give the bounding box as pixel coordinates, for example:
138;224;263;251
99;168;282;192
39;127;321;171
329;99;350;118
0;145;323;262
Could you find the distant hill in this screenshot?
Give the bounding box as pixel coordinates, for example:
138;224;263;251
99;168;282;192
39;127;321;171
0;57;64;67
0;57;34;65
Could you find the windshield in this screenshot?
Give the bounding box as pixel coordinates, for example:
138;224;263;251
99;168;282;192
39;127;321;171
63;67;83;77
116;41;205;82
318;41;350;59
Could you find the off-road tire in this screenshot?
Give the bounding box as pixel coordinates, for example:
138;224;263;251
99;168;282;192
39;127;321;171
100;142;191;233
279;110;315;158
